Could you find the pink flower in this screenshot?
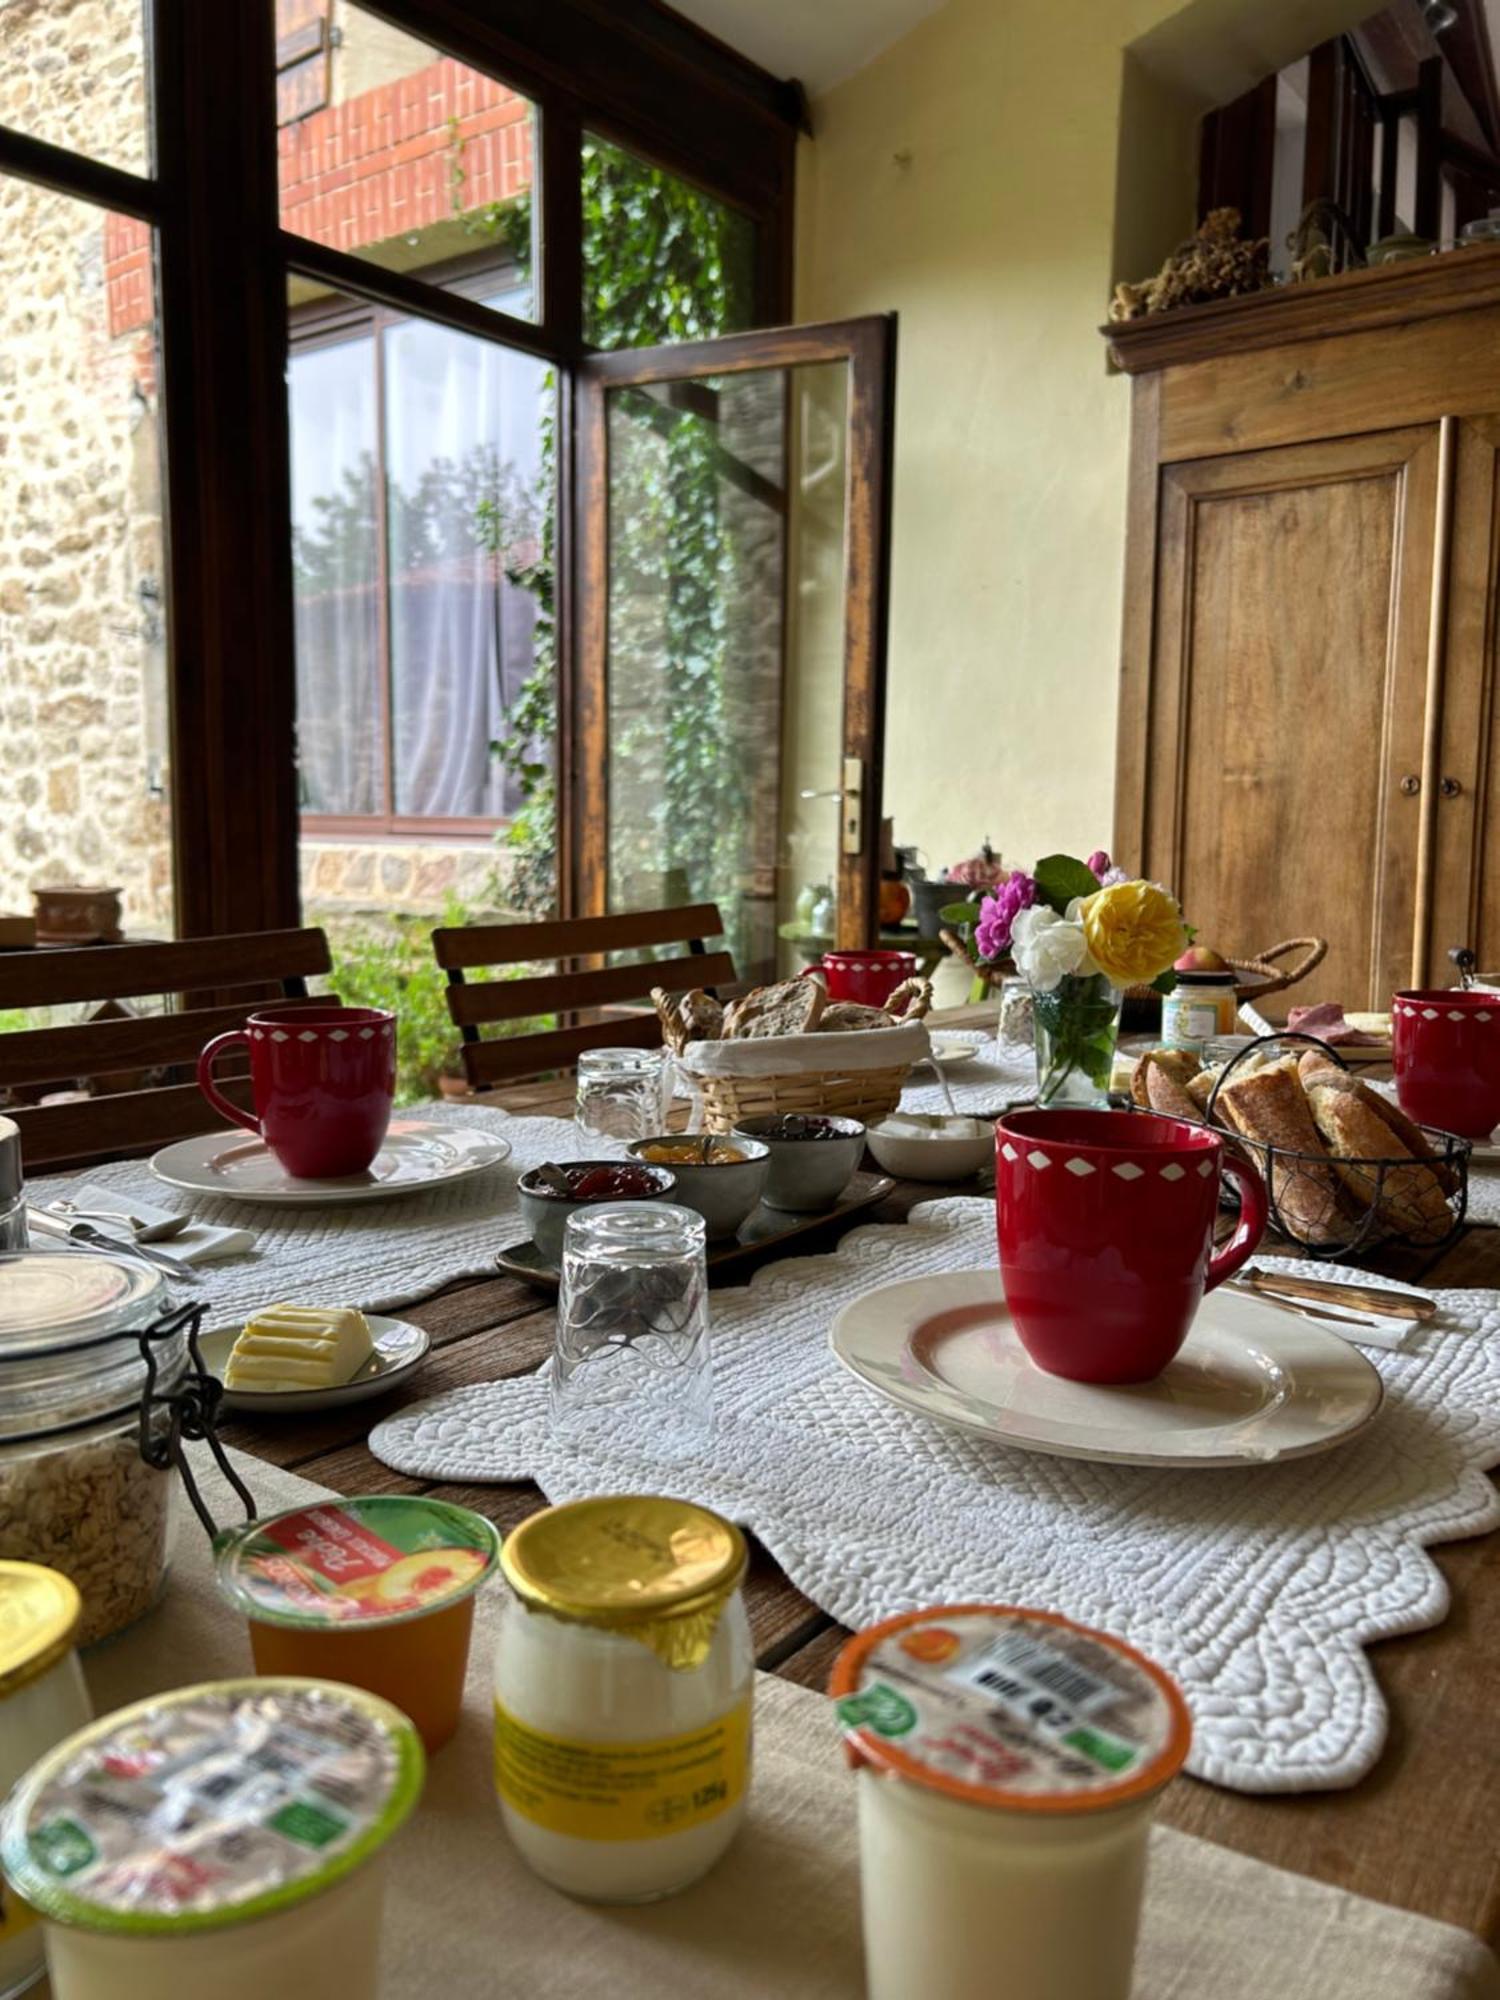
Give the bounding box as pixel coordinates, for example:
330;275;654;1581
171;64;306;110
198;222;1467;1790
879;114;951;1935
1086;850;1111;878
975;872;1037;961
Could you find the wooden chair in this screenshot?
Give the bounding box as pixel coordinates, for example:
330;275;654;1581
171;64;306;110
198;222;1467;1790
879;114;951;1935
433;905;734;1089
0;928;332;1170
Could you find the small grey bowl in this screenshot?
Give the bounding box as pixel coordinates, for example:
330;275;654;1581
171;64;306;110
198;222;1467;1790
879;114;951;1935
730;1114;866;1213
626;1135;771;1239
517;1161;676;1266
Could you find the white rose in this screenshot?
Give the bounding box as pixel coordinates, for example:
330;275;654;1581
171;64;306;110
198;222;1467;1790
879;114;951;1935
1011;905;1093;993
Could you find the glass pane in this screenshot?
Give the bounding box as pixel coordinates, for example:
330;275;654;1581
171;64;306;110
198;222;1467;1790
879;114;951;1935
606;366;818;985
383;313;550;822
277;1;537;320
0;0;149;176
0;177;172;938
289;320;381;815
583;134;756;350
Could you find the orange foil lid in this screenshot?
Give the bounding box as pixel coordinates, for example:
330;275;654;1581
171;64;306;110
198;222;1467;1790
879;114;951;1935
830;1604;1191;1813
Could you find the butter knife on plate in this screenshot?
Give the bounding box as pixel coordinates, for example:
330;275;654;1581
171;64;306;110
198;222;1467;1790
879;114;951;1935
1237;1263;1435;1321
26;1208;201;1283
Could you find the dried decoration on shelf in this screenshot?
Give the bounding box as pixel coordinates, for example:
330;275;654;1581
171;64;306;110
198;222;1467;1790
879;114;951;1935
1109;207;1270;322
1288;199;1366;283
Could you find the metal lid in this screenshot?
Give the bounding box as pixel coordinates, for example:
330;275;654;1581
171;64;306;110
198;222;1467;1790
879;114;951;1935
501;1496;746;1670
831;1604;1191;1815
0;1678;424;1935
0;1116;20;1207
0;1563;82;1698
214;1497;499;1632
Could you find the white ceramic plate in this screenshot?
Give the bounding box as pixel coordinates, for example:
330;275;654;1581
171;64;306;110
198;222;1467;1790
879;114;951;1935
197;1314;430;1414
830;1269;1383;1469
149;1119;511;1207
926;1032;990;1069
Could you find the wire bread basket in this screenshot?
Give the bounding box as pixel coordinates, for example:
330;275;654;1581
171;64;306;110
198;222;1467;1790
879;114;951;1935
1199;1033;1469;1259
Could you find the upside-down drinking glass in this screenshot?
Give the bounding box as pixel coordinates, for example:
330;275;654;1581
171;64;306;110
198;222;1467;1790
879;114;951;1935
574;1047;669;1144
549;1202;713;1455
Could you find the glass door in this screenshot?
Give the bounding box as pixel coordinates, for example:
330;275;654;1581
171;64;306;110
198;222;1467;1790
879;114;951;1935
574;317;895;984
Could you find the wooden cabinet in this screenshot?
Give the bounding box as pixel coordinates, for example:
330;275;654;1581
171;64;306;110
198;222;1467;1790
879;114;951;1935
1110;249;1500;1008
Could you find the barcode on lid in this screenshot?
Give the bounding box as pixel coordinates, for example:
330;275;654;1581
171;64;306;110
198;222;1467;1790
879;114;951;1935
949;1630;1115;1718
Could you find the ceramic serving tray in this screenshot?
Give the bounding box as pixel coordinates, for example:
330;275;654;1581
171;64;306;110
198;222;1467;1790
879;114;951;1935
496;1170;896;1289
830;1268;1384;1469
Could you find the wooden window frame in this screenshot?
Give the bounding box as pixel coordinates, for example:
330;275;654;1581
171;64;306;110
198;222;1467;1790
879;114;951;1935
0;0;800;936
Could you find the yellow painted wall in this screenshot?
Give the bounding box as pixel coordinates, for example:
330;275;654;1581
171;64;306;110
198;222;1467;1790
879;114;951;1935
794;0;1369;879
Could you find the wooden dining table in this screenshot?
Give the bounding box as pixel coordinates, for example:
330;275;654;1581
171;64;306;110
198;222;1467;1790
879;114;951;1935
215;1007;1500;1950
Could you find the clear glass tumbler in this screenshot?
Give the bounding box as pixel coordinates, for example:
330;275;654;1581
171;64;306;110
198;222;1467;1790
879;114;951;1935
575;1047;668;1145
549;1203;712;1456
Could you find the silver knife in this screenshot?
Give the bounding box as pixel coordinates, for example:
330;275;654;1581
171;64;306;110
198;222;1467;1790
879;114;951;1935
26;1209;200;1282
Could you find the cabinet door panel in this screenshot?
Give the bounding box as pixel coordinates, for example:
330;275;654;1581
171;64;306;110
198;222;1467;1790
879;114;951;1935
1432;418;1500;981
1145;428;1440;1011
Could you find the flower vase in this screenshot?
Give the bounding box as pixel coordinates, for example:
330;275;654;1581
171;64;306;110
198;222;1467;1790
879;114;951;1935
1030;972;1123;1107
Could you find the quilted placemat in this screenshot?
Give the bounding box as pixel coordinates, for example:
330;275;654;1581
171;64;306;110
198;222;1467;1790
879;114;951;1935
370;1196;1500;1797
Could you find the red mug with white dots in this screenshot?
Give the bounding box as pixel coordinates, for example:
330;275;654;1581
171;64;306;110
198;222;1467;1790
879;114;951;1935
197;1005;396;1179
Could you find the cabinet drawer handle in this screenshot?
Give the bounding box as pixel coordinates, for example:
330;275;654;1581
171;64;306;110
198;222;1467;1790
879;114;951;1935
1399;773;1422;795
1440;775;1463;798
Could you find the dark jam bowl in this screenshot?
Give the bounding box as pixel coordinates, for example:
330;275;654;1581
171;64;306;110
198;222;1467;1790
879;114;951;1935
730;1114;865;1213
517;1160;677;1266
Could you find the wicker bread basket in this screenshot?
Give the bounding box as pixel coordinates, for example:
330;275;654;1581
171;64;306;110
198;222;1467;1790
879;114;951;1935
677;997;933;1135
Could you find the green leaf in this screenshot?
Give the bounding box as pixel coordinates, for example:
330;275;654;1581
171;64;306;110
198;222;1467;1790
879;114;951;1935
1150;969;1178;995
1033;854;1102;914
939;900;980;927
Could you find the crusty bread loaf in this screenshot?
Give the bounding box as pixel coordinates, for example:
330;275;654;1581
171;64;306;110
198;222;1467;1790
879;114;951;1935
1301;1069;1453;1241
1215;1063;1355;1246
1130;1048;1198;1115
819;1002;891;1032
722;976;825;1040
651;986;723;1054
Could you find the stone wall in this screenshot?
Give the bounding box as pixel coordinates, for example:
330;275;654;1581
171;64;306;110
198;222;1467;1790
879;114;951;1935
0;0;170;930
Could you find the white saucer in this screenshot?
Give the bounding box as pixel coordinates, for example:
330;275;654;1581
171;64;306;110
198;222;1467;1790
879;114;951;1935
150;1119;511;1207
198;1314;430;1413
926;1032;990;1069
830;1269;1383;1469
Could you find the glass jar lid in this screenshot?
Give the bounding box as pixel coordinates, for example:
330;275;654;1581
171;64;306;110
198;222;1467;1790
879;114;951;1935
0;1678;424;1935
0;1252;183;1443
831;1604;1191;1814
214;1497;500;1632
0;1563;82;1698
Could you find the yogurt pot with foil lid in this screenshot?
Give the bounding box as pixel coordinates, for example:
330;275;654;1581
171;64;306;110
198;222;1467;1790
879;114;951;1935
0;1677;423;2000
831;1603;1191;2000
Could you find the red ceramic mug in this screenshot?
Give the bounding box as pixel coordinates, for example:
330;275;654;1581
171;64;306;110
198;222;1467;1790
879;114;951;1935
196;1005;397;1179
1393;988;1500;1139
994;1108;1268;1385
806;949;917;1008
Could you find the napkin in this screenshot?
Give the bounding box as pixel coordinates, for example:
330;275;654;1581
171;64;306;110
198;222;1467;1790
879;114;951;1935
47;1181;255;1265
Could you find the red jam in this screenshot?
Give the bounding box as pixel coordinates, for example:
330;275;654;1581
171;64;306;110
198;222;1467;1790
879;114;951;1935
535;1164;664;1200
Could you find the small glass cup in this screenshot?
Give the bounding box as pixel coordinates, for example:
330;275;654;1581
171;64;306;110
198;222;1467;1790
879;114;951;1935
996;975;1035;1053
575;1047;668;1145
549;1203;712;1455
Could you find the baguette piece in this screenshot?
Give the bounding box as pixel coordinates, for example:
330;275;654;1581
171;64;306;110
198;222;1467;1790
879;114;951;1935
1300;1068;1454;1241
1215;1063;1356;1246
721;976;825;1040
1296;1053;1455;1185
651;986;724;1055
1130;1048;1198;1113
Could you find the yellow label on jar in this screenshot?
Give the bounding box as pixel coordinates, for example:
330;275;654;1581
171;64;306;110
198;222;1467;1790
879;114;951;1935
494;1695;751;1842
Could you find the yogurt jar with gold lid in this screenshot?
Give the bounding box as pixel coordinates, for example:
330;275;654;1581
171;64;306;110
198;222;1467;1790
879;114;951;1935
0;1564;92;2000
493;1494;752;1902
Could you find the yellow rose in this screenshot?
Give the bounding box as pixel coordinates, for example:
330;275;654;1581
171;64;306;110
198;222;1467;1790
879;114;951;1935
1079;880;1188;987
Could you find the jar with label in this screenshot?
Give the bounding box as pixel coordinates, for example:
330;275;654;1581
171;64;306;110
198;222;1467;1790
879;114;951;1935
0;1254;185;1647
0;1564;92;2000
493;1494;753;1903
214;1495;500;1752
831;1603;1191;2000
0;1677;423;2000
1161;971;1239;1057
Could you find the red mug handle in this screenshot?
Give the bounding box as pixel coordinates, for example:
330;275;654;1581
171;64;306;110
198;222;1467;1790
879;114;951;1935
1204;1149;1269;1293
196;1030;263;1137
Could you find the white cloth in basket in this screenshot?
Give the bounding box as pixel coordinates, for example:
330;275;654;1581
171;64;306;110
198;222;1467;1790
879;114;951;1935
681;1021;931;1075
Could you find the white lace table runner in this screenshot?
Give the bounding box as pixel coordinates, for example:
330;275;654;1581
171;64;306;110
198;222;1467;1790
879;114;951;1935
25;1104;576;1326
370;1195;1500;1796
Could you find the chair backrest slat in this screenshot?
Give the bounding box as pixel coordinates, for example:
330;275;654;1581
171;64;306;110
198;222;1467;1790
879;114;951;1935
0;928;331;1170
433;904;724;972
1;994;323;1088
462;1016;664;1086
449;950;736;1029
8;1078;256;1174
